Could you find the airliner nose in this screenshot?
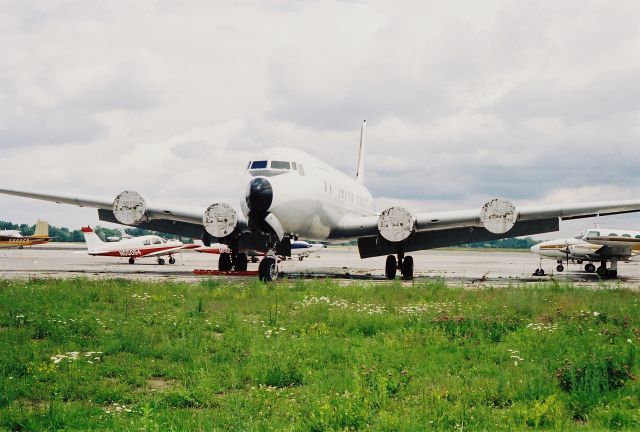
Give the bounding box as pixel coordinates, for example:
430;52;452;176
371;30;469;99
246;177;273;213
530;244;540;254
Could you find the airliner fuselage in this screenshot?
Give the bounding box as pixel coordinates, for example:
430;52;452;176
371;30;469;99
240;147;376;241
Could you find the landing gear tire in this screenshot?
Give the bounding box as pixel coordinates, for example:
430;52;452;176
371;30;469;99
128;257;135;265
219;253;233;272
258;257;278;282
533;268;546;276
607;270;618;279
158;258;165;265
585;263;596;273
596;266;607;277
299;256;304;261
234;253;248;272
169;256;176;265
556;264;564;272
577;260;584;264
401;255;414;280
385;255;397;280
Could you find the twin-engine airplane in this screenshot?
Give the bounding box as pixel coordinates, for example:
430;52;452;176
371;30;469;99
531;228;640;278
0;220;52;249
81;226;194;265
3;122;640;280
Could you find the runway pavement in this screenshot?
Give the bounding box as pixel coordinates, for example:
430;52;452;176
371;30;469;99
1;244;639;288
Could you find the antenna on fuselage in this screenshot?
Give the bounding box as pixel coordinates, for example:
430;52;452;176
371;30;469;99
356;120;366;185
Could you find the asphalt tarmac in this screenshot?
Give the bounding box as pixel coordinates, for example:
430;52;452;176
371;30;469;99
1;244;639;288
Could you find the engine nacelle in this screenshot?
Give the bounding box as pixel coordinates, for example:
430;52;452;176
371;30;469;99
480;198;518;234
112;190;148;225
203;202;238;238
377;206;416;242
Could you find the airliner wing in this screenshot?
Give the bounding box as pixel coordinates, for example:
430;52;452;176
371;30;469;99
336;198;640;258
0;188;204;224
0;188;229;239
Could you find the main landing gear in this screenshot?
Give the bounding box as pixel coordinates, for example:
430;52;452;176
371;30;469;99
157;256;176;265
556;260;565;273
584;263;596;273
218;252;249;272
596;259;618;279
385;253;414;280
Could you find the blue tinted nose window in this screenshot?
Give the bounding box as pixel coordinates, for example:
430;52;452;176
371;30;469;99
251;160;268;169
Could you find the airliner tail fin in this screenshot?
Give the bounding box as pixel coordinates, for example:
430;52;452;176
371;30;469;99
356;120;366;185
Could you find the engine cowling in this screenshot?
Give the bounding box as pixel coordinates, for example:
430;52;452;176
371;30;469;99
480;198;518;234
377;206;416;242
203;202;238;238
112;190;148;225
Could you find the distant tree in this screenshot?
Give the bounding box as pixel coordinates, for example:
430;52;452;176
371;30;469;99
459;237;540;249
94;226;125;241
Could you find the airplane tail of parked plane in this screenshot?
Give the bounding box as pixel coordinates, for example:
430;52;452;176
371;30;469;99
33;220;49;238
81;226;104;249
356;120;366;185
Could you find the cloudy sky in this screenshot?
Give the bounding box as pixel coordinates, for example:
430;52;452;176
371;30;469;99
1;0;640;237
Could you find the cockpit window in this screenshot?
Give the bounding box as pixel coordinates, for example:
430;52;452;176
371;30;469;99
251;160;268;169
298;164;305;176
622;234;631;238
247;162;251;169
271;161;291;169
586;230;600;237
608;233;618;237
291;162;297;170
153;238;162;245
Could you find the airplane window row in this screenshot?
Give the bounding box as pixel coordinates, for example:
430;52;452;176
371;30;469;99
323;181;367;207
248;160;305;175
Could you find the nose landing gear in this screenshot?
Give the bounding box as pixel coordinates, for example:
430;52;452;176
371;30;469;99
258;256;278;282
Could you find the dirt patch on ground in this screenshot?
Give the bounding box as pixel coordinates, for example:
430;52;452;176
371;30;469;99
15;399;49;410
146;377;175;392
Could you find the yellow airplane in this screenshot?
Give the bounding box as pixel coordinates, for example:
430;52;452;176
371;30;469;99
0;220;52;249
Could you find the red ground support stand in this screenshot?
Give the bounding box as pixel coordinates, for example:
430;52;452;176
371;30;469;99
193;269;259;277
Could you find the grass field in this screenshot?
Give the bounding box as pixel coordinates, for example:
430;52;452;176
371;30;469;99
1;278;639;431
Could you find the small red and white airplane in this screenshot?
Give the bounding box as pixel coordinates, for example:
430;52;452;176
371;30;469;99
81;226;195;265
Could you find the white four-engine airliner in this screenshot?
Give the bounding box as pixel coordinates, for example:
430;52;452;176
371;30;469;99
3;122;640;281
